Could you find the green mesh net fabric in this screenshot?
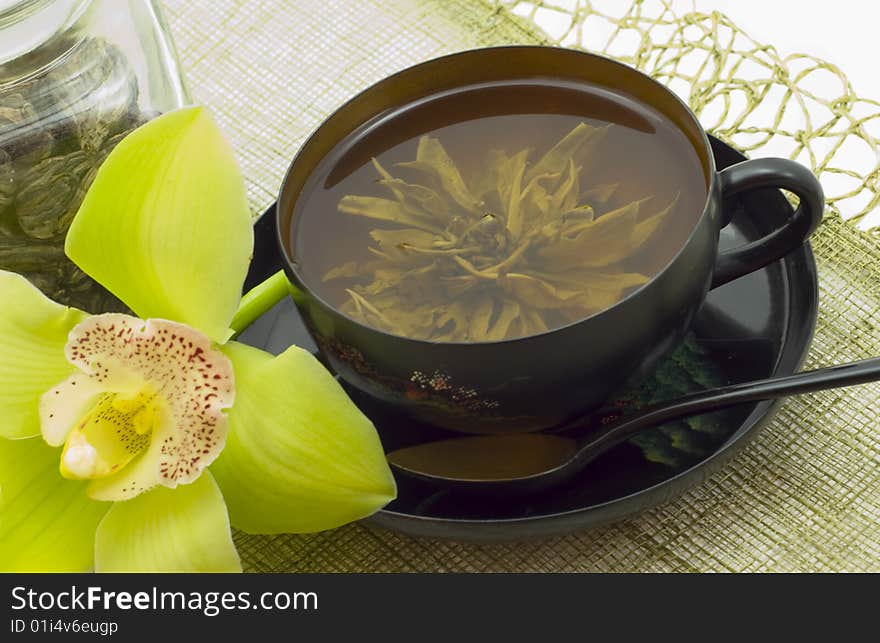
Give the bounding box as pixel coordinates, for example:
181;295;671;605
162;0;880;572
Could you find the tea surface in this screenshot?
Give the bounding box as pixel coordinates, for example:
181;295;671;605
291;80;707;342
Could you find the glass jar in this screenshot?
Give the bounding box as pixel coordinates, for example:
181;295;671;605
0;0;189;312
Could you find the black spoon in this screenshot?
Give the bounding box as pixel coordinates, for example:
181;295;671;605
387;356;880;495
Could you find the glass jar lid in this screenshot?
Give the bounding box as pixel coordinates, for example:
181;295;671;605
0;0;92;67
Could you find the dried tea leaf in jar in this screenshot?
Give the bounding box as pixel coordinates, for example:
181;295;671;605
0;149;14;235
36;38;141;153
0;38;148;311
0;1;188;312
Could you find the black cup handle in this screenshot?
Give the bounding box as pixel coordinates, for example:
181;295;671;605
711;158;824;289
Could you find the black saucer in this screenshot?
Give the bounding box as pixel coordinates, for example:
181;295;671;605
239;136;818;542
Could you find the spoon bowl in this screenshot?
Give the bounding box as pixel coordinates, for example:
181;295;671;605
387;356;880;495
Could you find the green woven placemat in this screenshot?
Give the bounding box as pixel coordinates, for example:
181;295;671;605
161;0;880;572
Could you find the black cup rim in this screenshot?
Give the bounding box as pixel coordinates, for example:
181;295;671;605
276;45;718;347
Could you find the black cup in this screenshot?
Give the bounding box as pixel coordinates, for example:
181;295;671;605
276;47;823;434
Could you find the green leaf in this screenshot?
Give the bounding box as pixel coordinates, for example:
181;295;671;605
212;341;396;534
65;107;253;343
618;336;729;468
94;471;240;572
0;271;87;439
0;437;109;571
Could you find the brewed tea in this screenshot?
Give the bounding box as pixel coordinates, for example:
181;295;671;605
291;80;707;342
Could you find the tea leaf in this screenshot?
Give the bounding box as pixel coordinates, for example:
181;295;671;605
562;204;595;223
344;289;399;332
41;38;139;153
537;197;658;269
397;136;482;214
630;193;679;248
468;296;495;339
524;122;608;184
498;273;581;309
373;156;451;221
520;175;553;226
581;182;618;205
485;299;521;341
0;150;14;226
548;159;580;218
504;150;529;238
369;227;439;258
338;195;444;233
322;261;360;281
437;298;472;333
15;152;90;239
523;309;549;334
565;278;649;315
472;149;510;200
0;237;66;271
440;275;478;297
0;37;146;311
535;267;650;291
379;178;451;220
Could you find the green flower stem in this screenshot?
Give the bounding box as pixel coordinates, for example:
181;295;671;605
230;270;292;336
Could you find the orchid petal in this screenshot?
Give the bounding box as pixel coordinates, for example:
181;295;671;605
65;107;253;343
211;342;396;534
0;437;109;571
0;271;87;440
94;471;240;572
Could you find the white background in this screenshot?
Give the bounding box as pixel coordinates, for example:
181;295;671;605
527;0;880;100
674;0;880;226
699;0;879;99
522;0;880;226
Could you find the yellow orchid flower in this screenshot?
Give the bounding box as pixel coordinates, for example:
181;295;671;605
0;107;396;572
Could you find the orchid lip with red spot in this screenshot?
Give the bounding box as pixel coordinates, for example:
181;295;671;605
40;313;235;501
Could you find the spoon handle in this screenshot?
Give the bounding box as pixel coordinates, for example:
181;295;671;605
570;356;880;467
